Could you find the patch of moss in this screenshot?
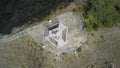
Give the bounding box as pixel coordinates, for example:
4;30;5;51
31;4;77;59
77;47;82;53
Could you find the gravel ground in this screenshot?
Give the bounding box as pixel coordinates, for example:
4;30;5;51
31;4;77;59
60;27;120;68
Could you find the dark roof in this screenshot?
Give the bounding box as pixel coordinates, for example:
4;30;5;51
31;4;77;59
47;23;59;30
44;23;59;37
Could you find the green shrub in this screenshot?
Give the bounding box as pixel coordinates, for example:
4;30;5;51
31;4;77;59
63;52;67;56
76;0;120;32
77;47;82;53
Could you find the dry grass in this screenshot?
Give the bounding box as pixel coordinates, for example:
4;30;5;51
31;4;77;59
59;27;120;68
0;35;56;68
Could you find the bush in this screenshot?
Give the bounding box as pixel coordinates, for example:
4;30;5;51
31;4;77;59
78;0;120;32
77;47;82;53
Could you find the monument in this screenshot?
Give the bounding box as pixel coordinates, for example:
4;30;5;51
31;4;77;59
44;23;68;47
26;12;87;53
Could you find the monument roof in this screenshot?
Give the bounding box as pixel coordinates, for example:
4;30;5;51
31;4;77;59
45;23;68;47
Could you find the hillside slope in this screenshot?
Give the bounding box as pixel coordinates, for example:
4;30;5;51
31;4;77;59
0;0;72;35
0;27;120;68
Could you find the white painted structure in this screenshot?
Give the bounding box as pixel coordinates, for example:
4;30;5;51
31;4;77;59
45;23;68;47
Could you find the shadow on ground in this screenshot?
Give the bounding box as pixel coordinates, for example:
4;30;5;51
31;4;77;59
0;0;72;35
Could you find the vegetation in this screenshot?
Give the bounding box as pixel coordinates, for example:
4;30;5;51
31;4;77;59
0;0;120;34
0;0;72;35
0;35;56;68
62;52;68;56
76;47;82;53
74;0;120;32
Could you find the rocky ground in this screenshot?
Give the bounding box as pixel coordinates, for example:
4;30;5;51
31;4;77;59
0;0;120;68
59;27;120;68
0;35;57;68
0;27;120;68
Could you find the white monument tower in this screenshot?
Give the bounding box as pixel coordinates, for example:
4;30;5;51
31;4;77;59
44;23;68;48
